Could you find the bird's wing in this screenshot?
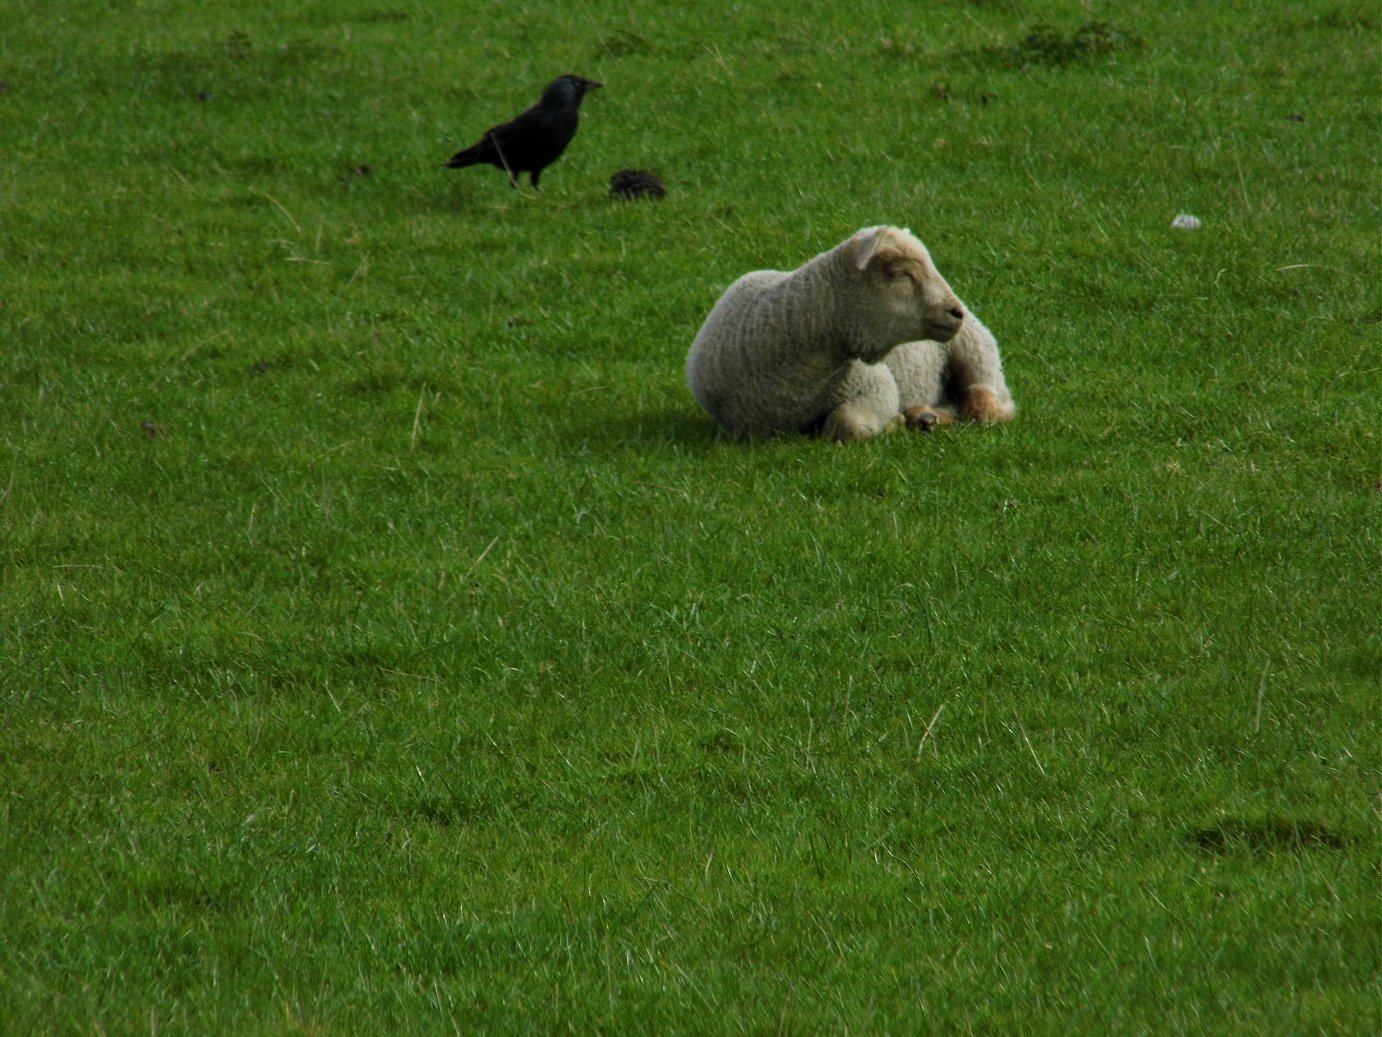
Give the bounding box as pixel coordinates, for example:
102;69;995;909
483;103;548;142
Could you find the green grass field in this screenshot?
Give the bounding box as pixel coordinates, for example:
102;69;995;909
2;0;1378;1033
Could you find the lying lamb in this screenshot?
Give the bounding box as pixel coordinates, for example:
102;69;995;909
685;226;1015;442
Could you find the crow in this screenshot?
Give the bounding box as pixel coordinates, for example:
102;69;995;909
445;75;603;190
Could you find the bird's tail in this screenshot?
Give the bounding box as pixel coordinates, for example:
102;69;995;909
445;146;482;169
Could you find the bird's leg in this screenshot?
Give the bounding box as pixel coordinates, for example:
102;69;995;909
492;137;518;188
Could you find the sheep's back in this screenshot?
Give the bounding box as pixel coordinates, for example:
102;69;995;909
685;270;787;428
685;254;851;438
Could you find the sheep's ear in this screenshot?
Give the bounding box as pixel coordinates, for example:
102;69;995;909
850;227;889;270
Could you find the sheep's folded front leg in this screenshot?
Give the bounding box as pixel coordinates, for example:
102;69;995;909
819;360;902;442
905;386;1008;431
942;319;1015;424
959;385;1010;423
822;403;904;442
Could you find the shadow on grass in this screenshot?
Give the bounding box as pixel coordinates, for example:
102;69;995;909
1190;816;1357;857
562;407;727;456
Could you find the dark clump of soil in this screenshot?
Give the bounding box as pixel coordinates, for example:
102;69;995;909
996;22;1144;67
610;169;666;200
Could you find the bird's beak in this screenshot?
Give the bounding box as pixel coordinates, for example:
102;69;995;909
585;80;604;92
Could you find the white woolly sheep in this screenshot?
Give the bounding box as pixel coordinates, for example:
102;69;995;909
685;226;1014;442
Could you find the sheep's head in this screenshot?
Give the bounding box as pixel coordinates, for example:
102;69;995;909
844;226;965;359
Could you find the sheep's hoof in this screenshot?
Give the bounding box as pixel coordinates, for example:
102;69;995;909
905;407;938;432
904;405;957;431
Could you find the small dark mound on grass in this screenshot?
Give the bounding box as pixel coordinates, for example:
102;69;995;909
998;21;1144;67
1191;817;1354;856
610;169;666;200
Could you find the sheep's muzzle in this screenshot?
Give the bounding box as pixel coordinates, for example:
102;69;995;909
924;310;964;342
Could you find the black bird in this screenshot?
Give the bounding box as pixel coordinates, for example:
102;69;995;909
445;75;603;190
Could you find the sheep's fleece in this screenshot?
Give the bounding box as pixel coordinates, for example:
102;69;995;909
685;226;1014;442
